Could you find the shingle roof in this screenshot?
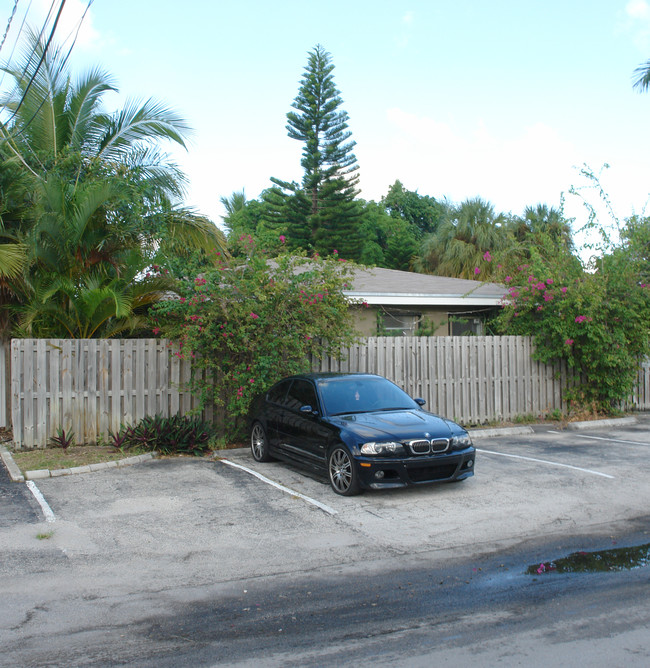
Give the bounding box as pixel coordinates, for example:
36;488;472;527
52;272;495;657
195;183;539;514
345;266;507;306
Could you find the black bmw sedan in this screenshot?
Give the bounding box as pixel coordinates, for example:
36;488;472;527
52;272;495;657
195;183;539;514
249;373;475;496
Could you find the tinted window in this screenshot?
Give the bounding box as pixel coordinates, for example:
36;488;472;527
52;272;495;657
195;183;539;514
317;376;417;415
285;379;319;412
267;380;291;405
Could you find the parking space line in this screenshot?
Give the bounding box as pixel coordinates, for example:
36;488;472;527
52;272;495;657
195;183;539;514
548;430;649;446
476;449;615;479
218;458;338;515
25;481;56;522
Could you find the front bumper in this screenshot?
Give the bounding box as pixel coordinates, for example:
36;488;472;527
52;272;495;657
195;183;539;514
354;447;475;489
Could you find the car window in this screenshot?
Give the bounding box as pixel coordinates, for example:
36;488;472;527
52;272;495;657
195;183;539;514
285;379;319;412
267;380;291;405
318;376;417;415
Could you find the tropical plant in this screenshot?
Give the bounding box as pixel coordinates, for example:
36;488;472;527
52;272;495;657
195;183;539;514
110;414;213;455
0;28;226;338
414;197;509;279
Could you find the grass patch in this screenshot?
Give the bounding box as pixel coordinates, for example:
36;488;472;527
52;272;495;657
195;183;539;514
11;445;125;473
36;531;54;540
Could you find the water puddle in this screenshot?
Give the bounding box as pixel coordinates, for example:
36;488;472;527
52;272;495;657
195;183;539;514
527;543;650;574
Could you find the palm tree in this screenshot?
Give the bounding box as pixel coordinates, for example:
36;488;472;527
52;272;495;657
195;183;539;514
414;198;509;279
633;60;650;92
0;28;226;337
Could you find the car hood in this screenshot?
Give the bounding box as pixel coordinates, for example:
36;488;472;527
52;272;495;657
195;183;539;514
328;410;456;441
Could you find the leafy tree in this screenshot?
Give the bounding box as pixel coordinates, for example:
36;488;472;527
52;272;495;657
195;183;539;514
382;180;446;236
266;45;363;259
357;199;418;269
152;240;359;438
0;28;226;338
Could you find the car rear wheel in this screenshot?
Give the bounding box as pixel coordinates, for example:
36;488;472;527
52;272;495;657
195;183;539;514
328;446;361;496
250;422;273;462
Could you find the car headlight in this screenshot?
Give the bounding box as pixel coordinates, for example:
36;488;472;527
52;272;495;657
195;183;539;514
450;433;473;450
360;441;405;456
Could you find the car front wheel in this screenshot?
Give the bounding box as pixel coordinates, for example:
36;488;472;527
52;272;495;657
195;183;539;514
250;422;273;462
328;446;361;496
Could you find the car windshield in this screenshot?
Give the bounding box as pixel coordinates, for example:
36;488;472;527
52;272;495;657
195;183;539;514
317;376;418;416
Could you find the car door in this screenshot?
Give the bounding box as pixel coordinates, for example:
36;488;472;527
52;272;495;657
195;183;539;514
263;379;292;444
274;378;330;471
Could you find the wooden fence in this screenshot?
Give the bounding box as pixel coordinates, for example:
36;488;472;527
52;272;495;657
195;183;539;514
11;339;203;449
7;336;650;449
313;336;575;424
0;342;8;429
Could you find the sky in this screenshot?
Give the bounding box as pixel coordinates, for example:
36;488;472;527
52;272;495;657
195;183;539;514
3;0;650;250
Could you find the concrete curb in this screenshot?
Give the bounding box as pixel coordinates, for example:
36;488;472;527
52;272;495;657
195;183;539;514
469;426;535;439
0;445;25;482
1;449;157;482
565;416;638;431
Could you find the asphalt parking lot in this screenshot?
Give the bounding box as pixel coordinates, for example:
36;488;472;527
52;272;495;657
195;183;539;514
2;414;649;587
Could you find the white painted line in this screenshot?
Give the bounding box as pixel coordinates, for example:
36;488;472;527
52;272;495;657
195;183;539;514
218;458;338;515
476;449;615;479
25;481;56;522
553;431;649;447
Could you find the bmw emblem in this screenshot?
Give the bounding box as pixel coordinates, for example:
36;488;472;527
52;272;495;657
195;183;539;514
424;432;431;438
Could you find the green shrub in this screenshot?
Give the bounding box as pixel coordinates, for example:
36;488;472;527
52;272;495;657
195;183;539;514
110;414;213;456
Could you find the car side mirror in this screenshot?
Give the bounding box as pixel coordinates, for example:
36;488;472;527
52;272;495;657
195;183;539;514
300;405;319;416
414;397;426;407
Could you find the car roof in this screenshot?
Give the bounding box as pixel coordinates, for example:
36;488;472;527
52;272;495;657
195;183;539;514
283;372;384;382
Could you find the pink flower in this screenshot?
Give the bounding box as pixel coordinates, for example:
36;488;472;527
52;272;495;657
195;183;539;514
250;312;259;319
474;267;481;276
561;287;568;294
279;235;286;243
483;251;492;262
505;276;512;283
152;327;160;335
543;292;554;301
575;315;587;323
565;338;574;346
546;279;554;285
194;277;207;286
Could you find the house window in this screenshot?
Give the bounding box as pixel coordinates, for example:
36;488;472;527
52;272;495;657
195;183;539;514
379;311;420;336
449;316;484;336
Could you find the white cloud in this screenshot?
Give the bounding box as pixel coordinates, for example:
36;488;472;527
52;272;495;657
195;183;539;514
619;0;650;51
363;108;578;215
395;10;414;48
626;0;650;20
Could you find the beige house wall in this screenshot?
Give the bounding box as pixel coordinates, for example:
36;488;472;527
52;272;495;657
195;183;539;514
351;306;476;337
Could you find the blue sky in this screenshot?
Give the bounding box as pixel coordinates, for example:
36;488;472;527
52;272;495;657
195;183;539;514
4;0;650;247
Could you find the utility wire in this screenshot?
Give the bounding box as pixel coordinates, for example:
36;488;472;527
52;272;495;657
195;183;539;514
0;0;20;55
0;0;33;92
3;0;66;125
6;0;94;144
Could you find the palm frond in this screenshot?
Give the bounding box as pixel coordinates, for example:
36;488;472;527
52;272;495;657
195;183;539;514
0;242;27;278
96;98;192;161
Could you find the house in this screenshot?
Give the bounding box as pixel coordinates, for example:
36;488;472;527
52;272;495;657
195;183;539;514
343;266;507;336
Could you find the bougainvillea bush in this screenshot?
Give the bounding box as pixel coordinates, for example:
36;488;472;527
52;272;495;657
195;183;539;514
488;237;650;410
151;237;360;437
